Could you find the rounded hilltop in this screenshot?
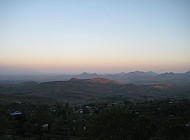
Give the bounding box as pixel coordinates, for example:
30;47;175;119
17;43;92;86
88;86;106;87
88;78;121;84
69;77;121;84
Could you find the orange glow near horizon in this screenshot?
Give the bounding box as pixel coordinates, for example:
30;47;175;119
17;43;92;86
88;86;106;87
1;59;190;74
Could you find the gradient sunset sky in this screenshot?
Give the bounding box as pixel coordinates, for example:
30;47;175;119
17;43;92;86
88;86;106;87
0;0;190;74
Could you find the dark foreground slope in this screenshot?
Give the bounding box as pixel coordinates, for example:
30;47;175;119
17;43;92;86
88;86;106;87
0;99;190;140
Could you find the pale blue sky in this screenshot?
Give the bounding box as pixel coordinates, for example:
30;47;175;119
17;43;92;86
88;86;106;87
0;0;190;73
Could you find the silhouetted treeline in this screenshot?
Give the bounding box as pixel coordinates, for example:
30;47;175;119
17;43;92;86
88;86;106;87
0;99;190;140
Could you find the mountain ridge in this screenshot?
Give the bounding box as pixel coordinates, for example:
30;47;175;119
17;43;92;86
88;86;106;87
1;76;189;103
0;71;189;85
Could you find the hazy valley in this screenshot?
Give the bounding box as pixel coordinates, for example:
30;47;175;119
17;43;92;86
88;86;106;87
0;71;189;104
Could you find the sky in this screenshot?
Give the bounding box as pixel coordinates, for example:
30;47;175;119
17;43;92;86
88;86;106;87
0;0;190;74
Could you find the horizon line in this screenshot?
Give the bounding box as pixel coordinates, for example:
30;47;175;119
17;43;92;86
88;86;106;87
0;70;190;76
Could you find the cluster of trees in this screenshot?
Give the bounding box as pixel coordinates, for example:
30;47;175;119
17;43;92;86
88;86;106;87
87;100;190;140
0;99;190;140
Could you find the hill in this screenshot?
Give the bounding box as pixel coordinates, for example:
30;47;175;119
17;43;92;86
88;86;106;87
0;71;189;85
0;77;189;103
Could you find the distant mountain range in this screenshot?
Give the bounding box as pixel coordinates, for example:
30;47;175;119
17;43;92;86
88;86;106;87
0;75;189;103
0;71;190;85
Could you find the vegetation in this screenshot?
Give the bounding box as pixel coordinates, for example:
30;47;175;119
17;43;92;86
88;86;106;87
0;99;190;140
